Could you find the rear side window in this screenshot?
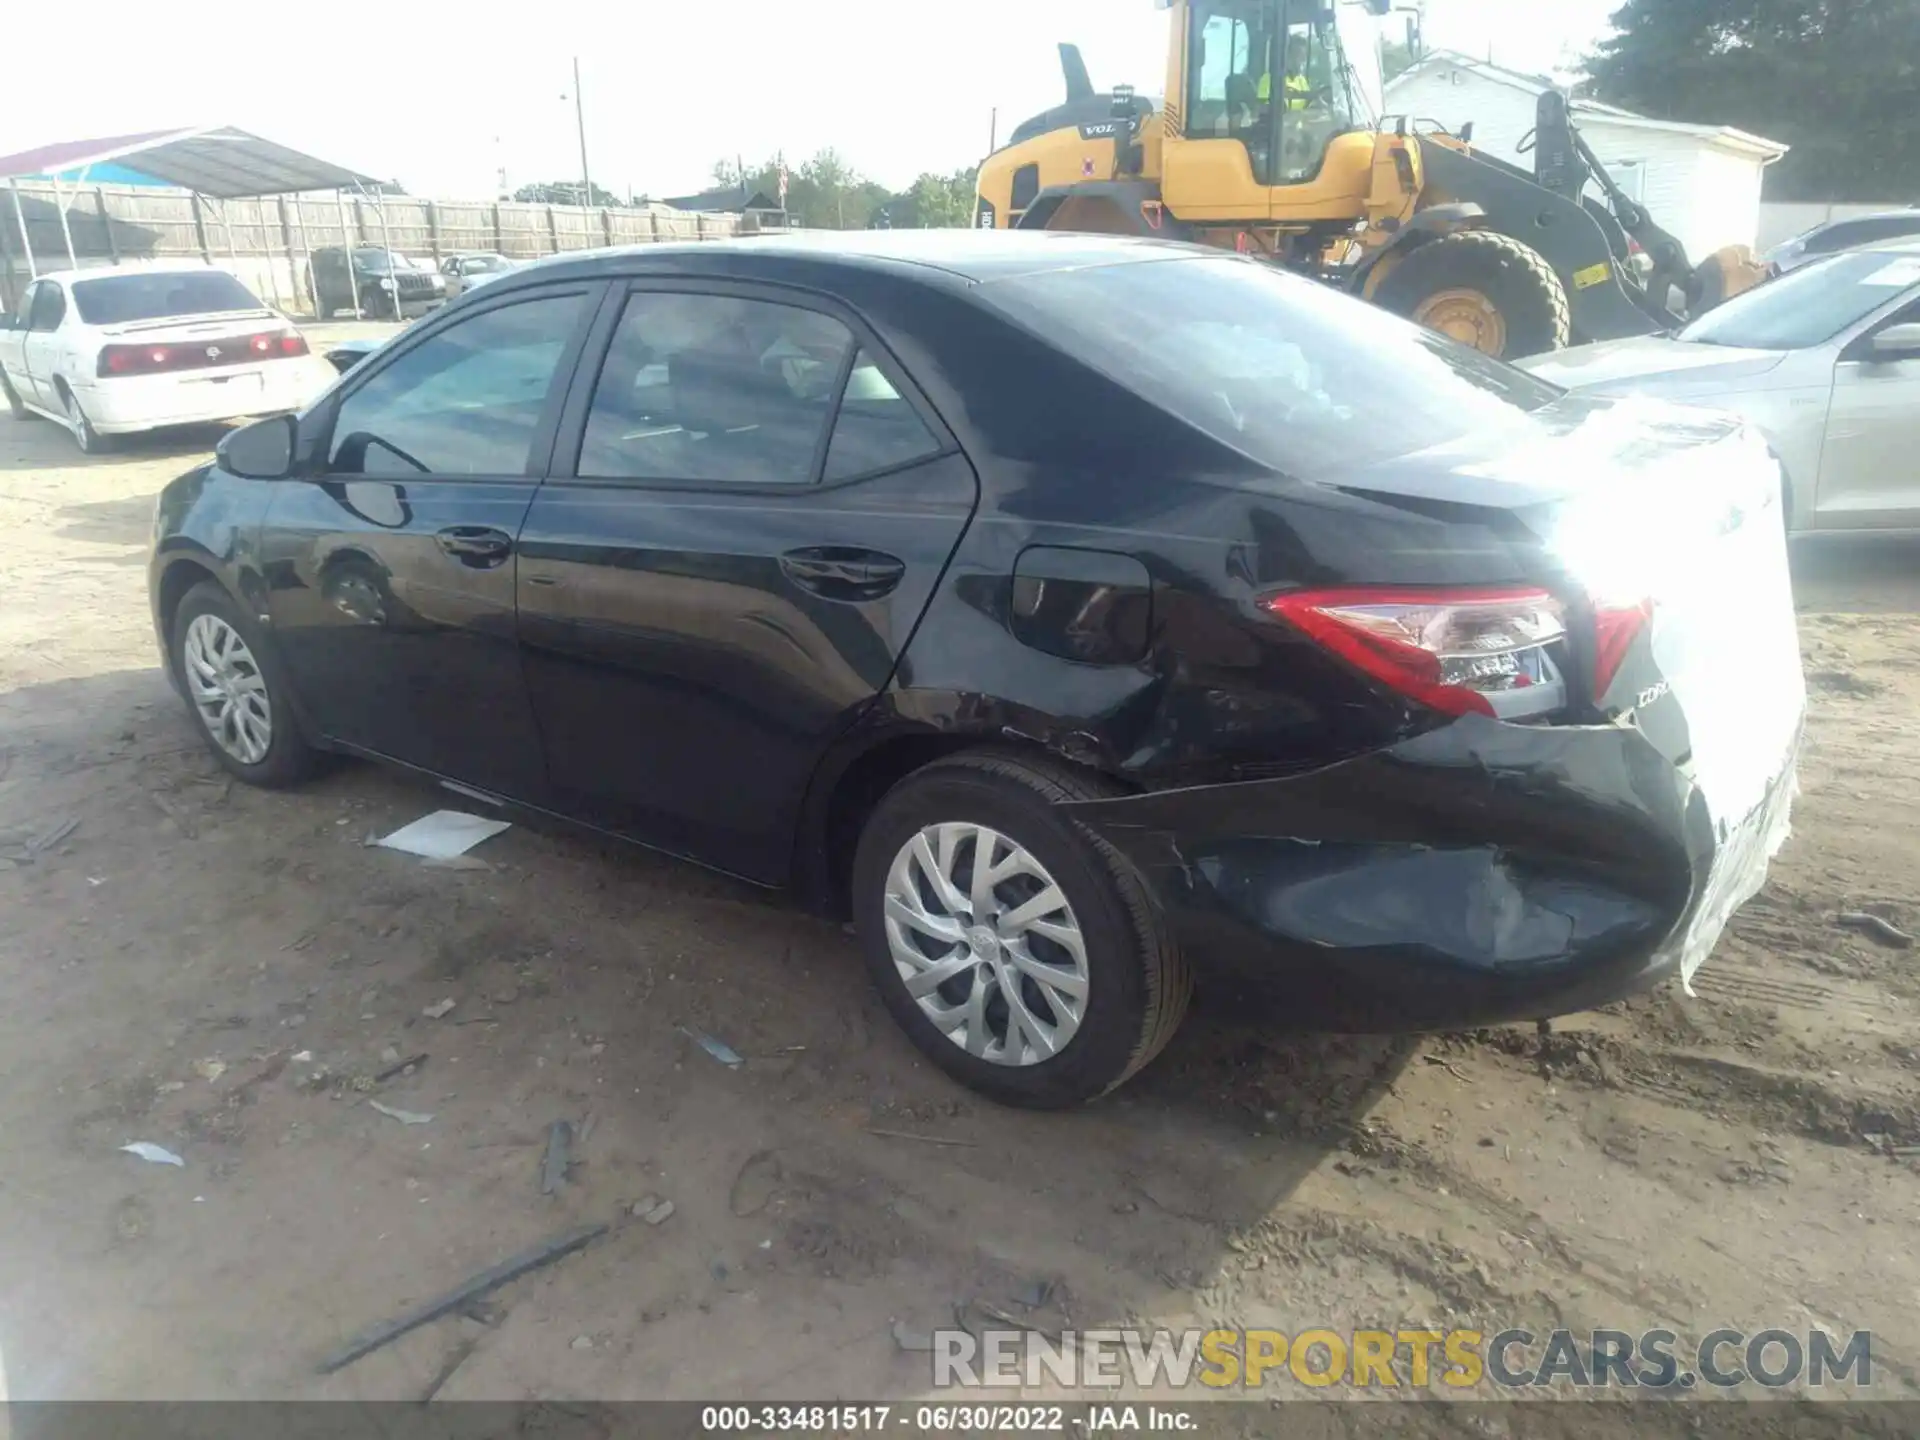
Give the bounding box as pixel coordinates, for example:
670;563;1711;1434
984;256;1557;476
28;283;66;331
71;271;261;325
327;292;588;476
824;351;941;479
580;292;855;484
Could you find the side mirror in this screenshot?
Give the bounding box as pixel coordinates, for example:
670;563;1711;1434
217;414;297;480
1868;322;1920;361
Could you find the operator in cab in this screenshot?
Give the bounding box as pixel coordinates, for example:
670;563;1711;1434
1256;36;1313;112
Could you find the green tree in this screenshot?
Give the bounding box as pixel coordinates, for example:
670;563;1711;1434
1585;0;1920;201
512;180;626;207
1382;37;1418;82
896;168;979;228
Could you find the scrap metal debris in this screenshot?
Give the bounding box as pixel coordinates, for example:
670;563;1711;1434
369;1100;434;1126
1837;911;1914;950
317;1222;608;1373
539;1121;574;1195
372;1052;429;1085
867;1127;978;1148
376;810;511;861
891;1320;935;1352
420;1336;478;1403
120;1142;185;1167
679;1027;743;1068
628;1194;674;1224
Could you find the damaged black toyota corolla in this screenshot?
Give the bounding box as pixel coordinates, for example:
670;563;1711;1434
149;232;1805;1107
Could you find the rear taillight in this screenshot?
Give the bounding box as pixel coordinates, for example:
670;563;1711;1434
1261;586;1569;719
1593;597;1652;698
98;329;307;378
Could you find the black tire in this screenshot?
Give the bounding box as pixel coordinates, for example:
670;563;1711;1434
1;369;30;421
851;751;1191;1108
1373;230;1571;360
170;580;320;788
60;386;112;455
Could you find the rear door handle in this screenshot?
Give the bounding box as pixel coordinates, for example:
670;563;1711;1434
435;526;513;567
780;547;907;600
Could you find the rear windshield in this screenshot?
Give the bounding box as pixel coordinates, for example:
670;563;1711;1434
982;256;1558;474
1679;249;1920;349
71;270;264;325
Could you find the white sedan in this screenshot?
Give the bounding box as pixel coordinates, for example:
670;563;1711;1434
0;263;332;453
1522;242;1920;534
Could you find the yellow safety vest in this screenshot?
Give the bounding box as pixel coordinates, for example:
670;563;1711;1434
1255;72;1312;110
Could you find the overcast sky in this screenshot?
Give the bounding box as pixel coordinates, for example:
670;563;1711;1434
6;0;1622;201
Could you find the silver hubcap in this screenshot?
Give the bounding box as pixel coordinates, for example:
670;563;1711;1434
883;823;1090;1067
66;394;89;445
182;614;272;765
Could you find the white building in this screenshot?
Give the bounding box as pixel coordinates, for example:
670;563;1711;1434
1384;52;1788;260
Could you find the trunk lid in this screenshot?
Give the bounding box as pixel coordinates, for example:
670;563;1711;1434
1338;394;1805;790
100;310;280;341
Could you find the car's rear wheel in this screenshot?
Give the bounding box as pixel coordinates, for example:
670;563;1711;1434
851;752;1191;1107
62;387;111;454
170;581;319;788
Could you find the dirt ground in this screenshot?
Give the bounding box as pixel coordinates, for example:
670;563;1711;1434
2;372;1917;1420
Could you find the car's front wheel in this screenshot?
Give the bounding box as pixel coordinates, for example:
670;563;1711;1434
170;581;319;787
852;752;1191;1107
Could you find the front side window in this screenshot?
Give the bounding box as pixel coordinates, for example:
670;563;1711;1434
327;292;588;476
579;292;858;484
1275;7;1365;181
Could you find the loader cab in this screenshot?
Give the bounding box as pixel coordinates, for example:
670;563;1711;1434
1162;0;1384;223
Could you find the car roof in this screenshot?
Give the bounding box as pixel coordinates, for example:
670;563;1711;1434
498;229;1209;290
1817;211;1920;231
30;261;246;287
1858;236;1920;254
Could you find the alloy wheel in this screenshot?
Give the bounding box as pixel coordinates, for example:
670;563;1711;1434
64;391;99;453
882;822;1090;1066
182;613;273;765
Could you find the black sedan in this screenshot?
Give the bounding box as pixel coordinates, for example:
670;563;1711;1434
150;232;1806;1107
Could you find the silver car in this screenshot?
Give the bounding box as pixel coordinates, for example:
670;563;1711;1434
1764;212;1920;274
439;252;517;299
1522;242;1920;535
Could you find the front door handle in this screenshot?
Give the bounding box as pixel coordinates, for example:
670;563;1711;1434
780;547;907;601
435;526;513;568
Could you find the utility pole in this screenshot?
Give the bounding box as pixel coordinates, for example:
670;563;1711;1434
989;107;998;153
572;56;593;208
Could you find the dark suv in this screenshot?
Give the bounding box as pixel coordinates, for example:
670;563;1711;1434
305;247;447;320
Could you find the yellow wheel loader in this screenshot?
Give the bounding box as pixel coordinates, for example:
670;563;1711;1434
975;0;1771;359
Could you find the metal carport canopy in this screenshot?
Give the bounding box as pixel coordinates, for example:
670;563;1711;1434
0;125;380;196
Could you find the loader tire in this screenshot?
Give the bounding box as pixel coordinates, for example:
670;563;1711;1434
1373;230;1571;360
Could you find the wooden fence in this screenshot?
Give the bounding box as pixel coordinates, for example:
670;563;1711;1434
0;182;745;315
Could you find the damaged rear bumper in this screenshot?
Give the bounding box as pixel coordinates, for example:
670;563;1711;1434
1061;713;1799;1033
